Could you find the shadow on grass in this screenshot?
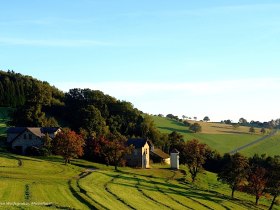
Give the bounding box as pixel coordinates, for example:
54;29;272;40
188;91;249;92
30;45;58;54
97;170;262;210
219;130;250;135
158;126;193;134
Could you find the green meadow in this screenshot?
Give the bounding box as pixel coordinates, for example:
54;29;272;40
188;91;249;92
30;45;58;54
151;116;278;155
241;131;280;157
0;153;279;210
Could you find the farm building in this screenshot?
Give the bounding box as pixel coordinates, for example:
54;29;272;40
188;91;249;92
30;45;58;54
126;138;152;168
150;148;170;164
7;127;60;154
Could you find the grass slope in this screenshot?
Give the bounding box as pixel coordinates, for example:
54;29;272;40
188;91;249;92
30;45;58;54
241;131;280;157
1;153;279;209
152;116;264;154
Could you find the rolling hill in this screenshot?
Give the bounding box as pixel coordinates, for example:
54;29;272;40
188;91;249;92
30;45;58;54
0;153;278;210
151;116;278;156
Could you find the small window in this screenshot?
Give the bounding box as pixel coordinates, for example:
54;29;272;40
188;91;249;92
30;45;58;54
24;134;26;139
29;134;32;139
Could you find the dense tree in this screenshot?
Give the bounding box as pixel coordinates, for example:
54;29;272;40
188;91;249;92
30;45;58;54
53;129;85;164
223;119;232;124
167;131;184;153
247;166;267;205
166;114;179;121
141;115;161;144
239;118;248;125
203;116;210;122
4;71;163;147
79;105;108;137
102;132;133;170
189;123;202;133
180;139;209;182
183;120;190;127
83;132;109;163
203;149;222;173
218;153;249;198
64;88;144;138
0;70;63;108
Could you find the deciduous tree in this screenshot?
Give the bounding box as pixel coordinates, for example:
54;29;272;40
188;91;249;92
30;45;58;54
246;165;267;205
203;116;210;122
189;123;202;133
267;156;280;210
53;129;85;164
102;132;133;170
218;153;249;198
180;139;209;182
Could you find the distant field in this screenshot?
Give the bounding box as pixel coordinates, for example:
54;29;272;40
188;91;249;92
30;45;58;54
241;131;280;157
0;153;278;209
152;116;268;154
153;116;262;135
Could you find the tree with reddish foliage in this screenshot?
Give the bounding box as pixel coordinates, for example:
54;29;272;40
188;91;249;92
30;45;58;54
180;139;209;182
247;166;267;205
53;128;85;164
102;132;133;170
83;132;108;162
266;156;280;210
218;153;249;199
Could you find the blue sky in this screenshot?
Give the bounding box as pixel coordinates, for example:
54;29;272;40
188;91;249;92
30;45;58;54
1;0;280;122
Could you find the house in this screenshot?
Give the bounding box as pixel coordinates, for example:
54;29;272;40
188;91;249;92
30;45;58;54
126;138;152;168
7;127;61;154
150;148;170;165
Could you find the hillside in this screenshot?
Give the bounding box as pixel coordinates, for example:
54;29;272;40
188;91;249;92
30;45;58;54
151;116;269;155
0;107;11;138
0;153;278;210
241;131;280;157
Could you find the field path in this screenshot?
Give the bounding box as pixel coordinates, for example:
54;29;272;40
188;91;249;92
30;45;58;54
229;129;278;154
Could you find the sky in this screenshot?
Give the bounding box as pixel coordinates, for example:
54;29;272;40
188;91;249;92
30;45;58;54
1;0;280;122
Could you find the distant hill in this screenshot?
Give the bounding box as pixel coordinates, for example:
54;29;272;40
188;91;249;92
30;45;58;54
151;115;268;154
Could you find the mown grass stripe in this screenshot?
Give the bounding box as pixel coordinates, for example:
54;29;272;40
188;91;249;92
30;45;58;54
135;177;173;210
68;179;97;210
104;175;136;210
77;171;110;210
148;178;193;210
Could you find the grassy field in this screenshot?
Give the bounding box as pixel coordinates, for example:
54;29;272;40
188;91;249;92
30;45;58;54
241;131;280;157
0;152;279;210
152;116;267;154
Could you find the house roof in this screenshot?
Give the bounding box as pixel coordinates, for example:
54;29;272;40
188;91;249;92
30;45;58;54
151;149;169;159
127;138;152;148
7;127;60;135
8;127;60;143
170;148;180;154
